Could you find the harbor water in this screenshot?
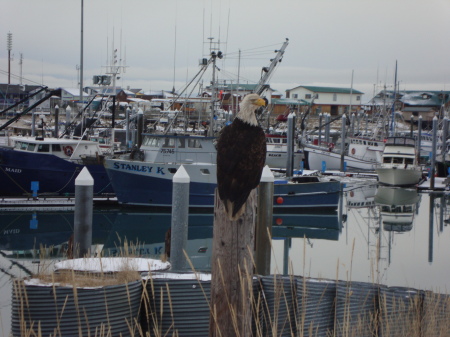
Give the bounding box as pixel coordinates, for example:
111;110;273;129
1;182;450;335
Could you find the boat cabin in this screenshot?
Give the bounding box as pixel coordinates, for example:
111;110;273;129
11;137;103;161
139;133;217;164
381;136;418;167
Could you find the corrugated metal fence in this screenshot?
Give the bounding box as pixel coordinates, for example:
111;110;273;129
11;273;450;337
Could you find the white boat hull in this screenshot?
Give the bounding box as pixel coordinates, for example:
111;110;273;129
376;167;423;186
306;147;380;171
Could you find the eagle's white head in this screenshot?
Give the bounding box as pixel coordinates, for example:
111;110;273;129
236;93;266;126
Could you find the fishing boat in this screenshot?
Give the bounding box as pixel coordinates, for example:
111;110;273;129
265;133;304;169
0;136;114;196
304;136;384;172
375;136;424;186
104;132;341;211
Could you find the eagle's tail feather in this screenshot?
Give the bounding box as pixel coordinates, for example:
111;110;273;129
224;200;245;221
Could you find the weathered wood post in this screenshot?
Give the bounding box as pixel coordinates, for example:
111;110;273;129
73;167;93;258
255;165;274;275
209;189;257;337
169;165;190;271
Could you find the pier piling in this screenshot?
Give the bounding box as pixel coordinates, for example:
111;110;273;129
73;167;93;258
255;165;274;275
169;165;190;271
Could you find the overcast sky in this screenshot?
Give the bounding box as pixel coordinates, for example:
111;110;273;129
2;0;450;103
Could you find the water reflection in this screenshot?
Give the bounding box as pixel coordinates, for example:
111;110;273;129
1;185;450;288
375;186;421;233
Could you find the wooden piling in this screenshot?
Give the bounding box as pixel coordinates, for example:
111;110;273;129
209;189;256;337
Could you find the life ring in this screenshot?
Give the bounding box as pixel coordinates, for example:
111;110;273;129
351;148;356;155
328;143;335;152
63;145;74;156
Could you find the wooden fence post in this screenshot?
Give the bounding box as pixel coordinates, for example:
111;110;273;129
209;188;256;337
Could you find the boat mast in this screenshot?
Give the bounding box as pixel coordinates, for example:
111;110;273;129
79;0;84;111
390;60;398;137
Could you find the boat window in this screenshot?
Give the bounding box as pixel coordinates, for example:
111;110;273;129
404;205;413;212
143;136;161;147
393;157;403;164
383;157;391;163
53;144;61;152
37;144;50;152
163;138;176;148
20;142;29;150
188;138;202;148
405;158;414;165
200;169;210;175
178;138;186;148
27;143;36;151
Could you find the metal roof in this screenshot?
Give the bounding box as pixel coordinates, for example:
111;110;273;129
290;85;364;95
271;98;310;105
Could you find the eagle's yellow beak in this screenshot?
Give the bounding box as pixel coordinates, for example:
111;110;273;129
255;98;266;106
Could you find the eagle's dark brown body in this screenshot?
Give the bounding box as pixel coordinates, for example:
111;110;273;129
216;113;266;220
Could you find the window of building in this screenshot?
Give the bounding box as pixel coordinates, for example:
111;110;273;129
305;94;311;99
356;95;361;101
293;94;298;98
333;93;337;101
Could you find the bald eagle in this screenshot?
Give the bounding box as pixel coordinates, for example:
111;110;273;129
216;93;267;220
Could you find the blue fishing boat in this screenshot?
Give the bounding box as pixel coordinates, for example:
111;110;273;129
104;133;341;211
0;136;114;196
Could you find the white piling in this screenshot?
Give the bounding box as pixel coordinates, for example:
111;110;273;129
442;118;448;165
318;113;323;146
340;114;347;172
54;105;59;138
170;165;190;271
255;165;274;275
431;116;438;189
325;113;331;144
126;107;131;149
65;105;72;131
286;113;295;177
73;167;93;258
418;115;423;161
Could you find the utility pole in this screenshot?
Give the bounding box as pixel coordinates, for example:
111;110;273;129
7;32;12;84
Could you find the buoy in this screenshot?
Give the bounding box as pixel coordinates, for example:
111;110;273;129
351;148;355;155
276;197;284;204
276;218;283;225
